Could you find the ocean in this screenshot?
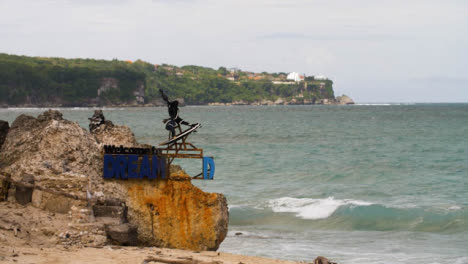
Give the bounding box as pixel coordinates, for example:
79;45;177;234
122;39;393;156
1;104;467;264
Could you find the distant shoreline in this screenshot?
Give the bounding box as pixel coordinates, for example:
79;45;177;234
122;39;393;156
3;103;468;109
0;97;354;108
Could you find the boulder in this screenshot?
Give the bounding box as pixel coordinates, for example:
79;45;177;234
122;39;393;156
336;95;354;105
93;205;127;224
105;223;138;246
314;256;338;264
121;173;229;250
88;110;111;132
0;109;101;184
0;109;228;251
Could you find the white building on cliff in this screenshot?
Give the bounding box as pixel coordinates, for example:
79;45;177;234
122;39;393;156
287;72;304;82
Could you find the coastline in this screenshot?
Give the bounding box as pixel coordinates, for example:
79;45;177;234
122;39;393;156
0;95;354;108
0;245;306;264
0;100;352;109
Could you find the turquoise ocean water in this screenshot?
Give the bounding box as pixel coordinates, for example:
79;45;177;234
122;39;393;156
1;104;467;264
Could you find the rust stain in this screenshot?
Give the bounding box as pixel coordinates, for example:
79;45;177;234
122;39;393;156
123;169;225;250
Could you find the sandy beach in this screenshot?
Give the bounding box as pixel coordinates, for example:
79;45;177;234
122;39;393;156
0;245;307;264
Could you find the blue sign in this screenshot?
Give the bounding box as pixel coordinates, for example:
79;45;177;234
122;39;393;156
103;154;166;179
203;157;215;180
102;145;215;180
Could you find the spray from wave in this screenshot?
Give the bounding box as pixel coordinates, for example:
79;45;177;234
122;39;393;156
268;197;372;220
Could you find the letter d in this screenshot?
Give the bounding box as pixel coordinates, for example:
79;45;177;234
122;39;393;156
103;154;116;179
203;157;215;180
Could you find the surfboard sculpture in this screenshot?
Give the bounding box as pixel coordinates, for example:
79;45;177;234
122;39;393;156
159;123;201;146
157;122;214;180
157;90;213;179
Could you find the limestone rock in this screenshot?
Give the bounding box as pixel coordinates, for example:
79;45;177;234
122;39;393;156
0;109;101;184
91;122;138;147
335;95;354;105
32;190;86;214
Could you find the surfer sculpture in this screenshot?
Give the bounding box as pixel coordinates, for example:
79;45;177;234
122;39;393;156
157;90;213;180
159;89;199;139
159;89;200;144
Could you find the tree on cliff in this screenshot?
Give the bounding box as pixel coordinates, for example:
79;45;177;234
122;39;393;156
0;53;336;106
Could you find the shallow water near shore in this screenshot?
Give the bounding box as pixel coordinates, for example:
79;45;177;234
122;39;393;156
1;104;467;264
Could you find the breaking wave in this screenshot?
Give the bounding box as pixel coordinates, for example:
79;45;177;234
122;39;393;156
229;197;466;233
268;197;372;220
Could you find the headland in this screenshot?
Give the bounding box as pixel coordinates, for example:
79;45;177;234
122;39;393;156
0;53;353;108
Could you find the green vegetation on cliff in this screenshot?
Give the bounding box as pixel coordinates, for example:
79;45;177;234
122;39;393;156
0;54;145;106
0;53;335;106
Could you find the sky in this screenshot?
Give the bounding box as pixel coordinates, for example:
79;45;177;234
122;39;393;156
1;0;467;102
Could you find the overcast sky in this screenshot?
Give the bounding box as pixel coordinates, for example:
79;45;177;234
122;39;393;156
1;0;467;102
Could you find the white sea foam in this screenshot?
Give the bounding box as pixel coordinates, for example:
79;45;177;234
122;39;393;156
448;205;462;210
354;103;416;106
355;103;392;106
228;204;242;211
268;197;372;220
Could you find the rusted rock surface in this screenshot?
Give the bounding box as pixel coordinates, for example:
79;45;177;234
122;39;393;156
122;172;229;250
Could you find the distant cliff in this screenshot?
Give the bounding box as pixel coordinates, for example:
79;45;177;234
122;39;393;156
0;53;350;107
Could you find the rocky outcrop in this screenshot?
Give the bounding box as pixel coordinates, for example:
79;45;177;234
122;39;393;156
207;96;354;106
0;110;100;184
0;109;228;251
335;95;355;105
314;256;338;264
91;121;139;148
120;174;228;250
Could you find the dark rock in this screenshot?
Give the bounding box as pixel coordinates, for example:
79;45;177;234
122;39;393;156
89;110;108;132
105;223;138;246
235;232;243;236
93;205;127;224
314;256;337;264
14;174;35;205
104;120;114;127
0;175;10;201
0;120;9;150
96;198;125;207
37;109;63;121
